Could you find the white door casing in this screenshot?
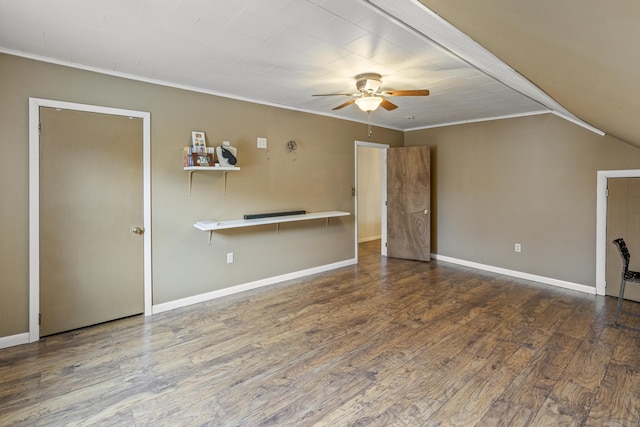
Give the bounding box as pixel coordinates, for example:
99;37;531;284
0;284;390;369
595;169;640;295
28;98;152;342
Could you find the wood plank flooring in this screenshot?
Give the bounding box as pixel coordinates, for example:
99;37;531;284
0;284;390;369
2;240;640;426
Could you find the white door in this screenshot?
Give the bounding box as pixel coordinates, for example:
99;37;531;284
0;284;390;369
39;107;145;336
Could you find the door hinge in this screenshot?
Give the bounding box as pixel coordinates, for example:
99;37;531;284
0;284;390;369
38;123;42;136
385;200;388;206
39;313;42;325
606;188;609;198
352;187;356;196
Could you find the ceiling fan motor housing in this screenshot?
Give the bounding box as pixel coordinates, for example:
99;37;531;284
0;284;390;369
355;73;382;93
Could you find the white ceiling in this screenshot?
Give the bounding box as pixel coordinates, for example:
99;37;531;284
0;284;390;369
0;0;600;132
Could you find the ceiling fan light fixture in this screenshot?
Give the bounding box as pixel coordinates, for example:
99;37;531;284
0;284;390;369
355;96;383;112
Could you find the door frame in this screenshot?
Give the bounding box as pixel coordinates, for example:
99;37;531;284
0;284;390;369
354;141;389;260
596;169;640;296
28;98;152;342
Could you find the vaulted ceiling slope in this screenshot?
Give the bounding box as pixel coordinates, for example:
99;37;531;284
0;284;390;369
420;0;640;147
0;0;621;139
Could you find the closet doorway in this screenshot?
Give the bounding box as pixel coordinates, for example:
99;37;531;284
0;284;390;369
355;141;388;259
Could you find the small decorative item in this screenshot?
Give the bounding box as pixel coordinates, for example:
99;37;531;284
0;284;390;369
217;141;238;167
184;146;214;166
192;152;214;166
191;131;206;152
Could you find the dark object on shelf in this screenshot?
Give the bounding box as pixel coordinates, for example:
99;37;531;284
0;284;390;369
244;210;306;220
220;146;237;165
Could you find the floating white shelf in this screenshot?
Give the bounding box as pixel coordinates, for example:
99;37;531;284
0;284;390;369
194;211;350;244
184;166;240;195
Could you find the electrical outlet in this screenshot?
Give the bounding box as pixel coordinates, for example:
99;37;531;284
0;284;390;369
515;243;521;253
257;137;267;149
227;252;234;263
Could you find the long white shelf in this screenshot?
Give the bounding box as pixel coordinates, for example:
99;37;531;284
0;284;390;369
184;166;240;171
194;211;350;244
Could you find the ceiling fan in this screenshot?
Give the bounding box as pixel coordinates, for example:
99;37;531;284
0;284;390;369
313;73;430;112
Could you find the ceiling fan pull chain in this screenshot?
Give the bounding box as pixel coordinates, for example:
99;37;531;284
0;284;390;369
368;111;373;138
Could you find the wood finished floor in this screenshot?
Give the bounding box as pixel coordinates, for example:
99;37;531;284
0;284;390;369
2;240;640;426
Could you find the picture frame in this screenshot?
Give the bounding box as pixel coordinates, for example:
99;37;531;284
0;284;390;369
192;152;214;167
191;131;206;152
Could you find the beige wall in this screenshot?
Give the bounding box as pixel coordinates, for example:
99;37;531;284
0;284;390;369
0;53;404;338
5;51;640;341
406;114;640;287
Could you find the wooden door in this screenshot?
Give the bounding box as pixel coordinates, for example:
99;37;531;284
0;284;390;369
39;107;144;336
387;146;431;261
606;178;640;301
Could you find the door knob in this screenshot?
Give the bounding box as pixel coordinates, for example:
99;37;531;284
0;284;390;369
424;210;429;215
132;226;144;235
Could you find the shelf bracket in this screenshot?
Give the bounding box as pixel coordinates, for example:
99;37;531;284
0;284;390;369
208;231;213;245
188;170;195;196
222;171;228;196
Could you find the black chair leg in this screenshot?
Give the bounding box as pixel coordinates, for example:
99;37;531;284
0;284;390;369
615;277;626;326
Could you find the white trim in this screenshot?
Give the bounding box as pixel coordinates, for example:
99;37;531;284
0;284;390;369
28;98;152;342
433;253;596;295
1;48;405;132
4;49;603;137
152;259;356;314
355;141;389;259
0;333;30;349
364;0;604;137
550;111;605;136
405;110;605;136
380;148;388;257
595;169;640;295
28;100;40;342
404;110;549;131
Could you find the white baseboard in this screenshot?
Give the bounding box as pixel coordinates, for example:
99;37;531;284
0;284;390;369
432;254;596;295
2;255;593;349
152;258;357;314
0;332;30;349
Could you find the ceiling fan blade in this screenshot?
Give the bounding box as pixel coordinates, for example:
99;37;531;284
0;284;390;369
312;93;358;97
332;98;357;110
381;89;430;97
380;99;398;111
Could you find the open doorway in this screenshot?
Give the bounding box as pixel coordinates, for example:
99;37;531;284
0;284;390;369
596;169;640;296
605;178;640;301
354;141;389;260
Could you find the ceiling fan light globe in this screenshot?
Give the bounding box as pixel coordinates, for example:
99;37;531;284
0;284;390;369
355;96;383;112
